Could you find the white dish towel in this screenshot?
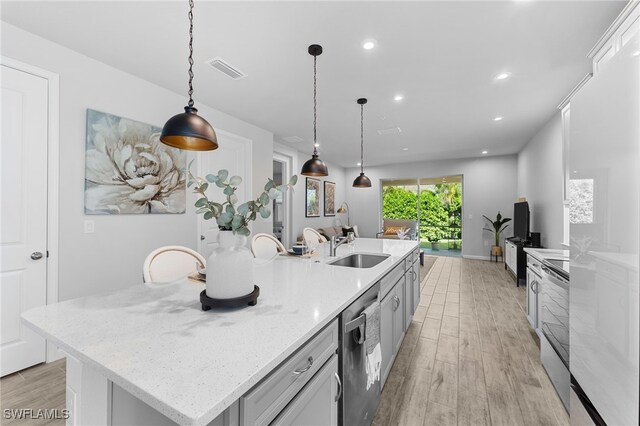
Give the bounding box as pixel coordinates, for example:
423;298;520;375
362;300;382;390
366;342;382;390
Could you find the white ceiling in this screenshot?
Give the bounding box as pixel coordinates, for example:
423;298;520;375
1;1;625;167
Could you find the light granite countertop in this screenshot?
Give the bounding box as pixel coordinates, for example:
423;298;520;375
523;247;569;262
21;238;418;426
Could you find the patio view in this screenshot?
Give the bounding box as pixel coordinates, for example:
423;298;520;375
381;176;462;256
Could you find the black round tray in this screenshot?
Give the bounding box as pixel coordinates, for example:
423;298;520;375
200;285;259;311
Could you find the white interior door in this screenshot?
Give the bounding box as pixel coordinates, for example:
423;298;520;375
198;131;251;258
1;65;49;376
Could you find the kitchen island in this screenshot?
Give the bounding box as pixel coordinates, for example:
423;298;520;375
21;238;419;426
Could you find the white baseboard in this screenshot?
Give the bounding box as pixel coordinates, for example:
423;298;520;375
462;255;491;261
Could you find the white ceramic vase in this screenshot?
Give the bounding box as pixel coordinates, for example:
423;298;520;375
206;230;254;299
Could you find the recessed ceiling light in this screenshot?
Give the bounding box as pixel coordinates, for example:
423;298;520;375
482;150;488;155
494;72;511;81
394;95;404;101
493;116;504;121
402;147;409;151
314;143;320;147
362;39;377;50
633;51;640;57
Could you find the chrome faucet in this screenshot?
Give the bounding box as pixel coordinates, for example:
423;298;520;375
329;235;347;257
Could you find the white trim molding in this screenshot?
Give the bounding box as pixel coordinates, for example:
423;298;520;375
587;0;639;59
1;56;61;363
557;73;592;110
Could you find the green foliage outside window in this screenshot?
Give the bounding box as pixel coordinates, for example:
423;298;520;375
382;183;462;244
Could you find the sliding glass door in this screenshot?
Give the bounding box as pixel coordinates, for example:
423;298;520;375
381;176;462;254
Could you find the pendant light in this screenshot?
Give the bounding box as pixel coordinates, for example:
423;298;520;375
160;0;218;151
301;44;329;177
353;98;372;188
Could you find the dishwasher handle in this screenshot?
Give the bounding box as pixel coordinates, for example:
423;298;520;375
345;314;366;345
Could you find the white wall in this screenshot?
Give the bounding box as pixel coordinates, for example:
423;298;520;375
517;113;564;249
2;23;274;301
272;143;347;246
345;155;518;259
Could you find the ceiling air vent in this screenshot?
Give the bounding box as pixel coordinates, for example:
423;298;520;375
205;57;246;80
377;127;402;136
282;136;304;143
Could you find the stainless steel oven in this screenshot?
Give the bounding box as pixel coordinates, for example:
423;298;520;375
540;260;570;410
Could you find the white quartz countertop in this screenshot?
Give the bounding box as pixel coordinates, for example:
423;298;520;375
523;247;569;262
21;238;418;426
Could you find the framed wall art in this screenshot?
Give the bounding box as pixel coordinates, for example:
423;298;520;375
84;109;186;214
305;177;321;217
324;181;336;216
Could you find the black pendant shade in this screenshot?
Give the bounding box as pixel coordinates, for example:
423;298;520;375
353;172;372;188
301;44;328;177
160;0;218;152
160;106;218;151
353;98;371;188
301;154;329;176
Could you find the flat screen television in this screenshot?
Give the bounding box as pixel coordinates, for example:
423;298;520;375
513;202;530;241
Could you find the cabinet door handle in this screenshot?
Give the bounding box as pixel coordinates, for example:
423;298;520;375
412;270;418;282
531;280;539;293
334;372;342;402
393;295;401;311
292;356;314;376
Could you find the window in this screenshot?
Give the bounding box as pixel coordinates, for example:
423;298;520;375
569;178;594;224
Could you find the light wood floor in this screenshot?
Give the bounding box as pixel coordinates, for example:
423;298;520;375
1;359;66;425
373;256;570;426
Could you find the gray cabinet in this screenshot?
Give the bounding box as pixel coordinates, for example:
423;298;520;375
392;278;405;355
381;276;406;387
380;286;395;386
404;272;412;329
271;355;339;426
240;320;338;425
411;259;420;314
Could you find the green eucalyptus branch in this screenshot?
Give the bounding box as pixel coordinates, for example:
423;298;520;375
182;160;298;236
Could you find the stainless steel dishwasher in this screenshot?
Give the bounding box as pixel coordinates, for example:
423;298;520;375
339;282;380;426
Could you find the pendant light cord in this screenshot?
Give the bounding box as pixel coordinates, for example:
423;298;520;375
312;55;318;156
360;103;364;173
187;0;195;108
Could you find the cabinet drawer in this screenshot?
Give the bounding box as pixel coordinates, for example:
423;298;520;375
271;355;338;426
381;263;405;299
240;319;339;426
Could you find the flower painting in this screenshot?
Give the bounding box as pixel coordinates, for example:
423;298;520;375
84;109;186;214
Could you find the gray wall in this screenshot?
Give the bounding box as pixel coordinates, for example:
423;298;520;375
345;155;518;259
2;23;274;301
272;143;347;245
517;113;564;249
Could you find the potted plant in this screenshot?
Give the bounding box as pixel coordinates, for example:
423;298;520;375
186;162;297;299
483;212;511;257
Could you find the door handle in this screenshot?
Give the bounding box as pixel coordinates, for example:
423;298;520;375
292;356;314;376
334;372;342;402
200;235;205;241
30;252;43;260
393;295;400;311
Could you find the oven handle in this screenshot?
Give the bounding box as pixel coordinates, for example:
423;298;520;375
541;266;570;291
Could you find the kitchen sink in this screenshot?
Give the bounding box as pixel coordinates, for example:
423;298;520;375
327;253;390;268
